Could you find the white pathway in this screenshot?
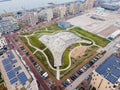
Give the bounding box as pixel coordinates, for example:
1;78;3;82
20;29;94;80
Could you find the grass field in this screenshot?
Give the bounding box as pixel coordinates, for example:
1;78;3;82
44;48;55;68
61;48;70;69
34;51;47;66
35;51;56;76
37;23;64;31
19;36;36;52
28;35;46;50
0;73;3;83
70;27;110;47
35;30;55;34
45;23;64;30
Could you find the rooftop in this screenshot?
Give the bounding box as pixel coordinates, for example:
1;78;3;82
0;50;32;90
96;55;120;84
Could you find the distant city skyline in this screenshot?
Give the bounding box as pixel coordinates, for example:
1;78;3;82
0;0;77;14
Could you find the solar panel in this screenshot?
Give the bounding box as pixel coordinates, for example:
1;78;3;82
11;60;17;64
96;55;120;84
4;64;12;72
10;78;18;84
14;66;21;72
112;68;120;77
106;74;117;84
6;50;15;60
2;58;9;65
7;70;16;80
117;63;120;69
18;72;28;85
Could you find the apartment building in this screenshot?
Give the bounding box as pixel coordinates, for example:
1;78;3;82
38;8;53;22
17;12;38;26
91;55;120;90
0;17;18;34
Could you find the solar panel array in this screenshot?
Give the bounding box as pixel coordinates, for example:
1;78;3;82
7;70;16;80
10;78;18;84
1;50;28;86
18;72;28;85
14;66;22;72
96;55;120;84
6;50;15;60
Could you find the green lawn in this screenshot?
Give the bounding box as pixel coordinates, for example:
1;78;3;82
44;48;55;68
61;48;70;69
35;30;55;35
61;43;80;69
28;35;46;50
46;23;64;30
20;31;33;35
35;51;56;76
19;37;36;52
0;73;3;83
37;23;64;30
70;27;110;47
34;51;46;65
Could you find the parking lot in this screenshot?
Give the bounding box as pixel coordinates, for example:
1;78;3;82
61;54;102;88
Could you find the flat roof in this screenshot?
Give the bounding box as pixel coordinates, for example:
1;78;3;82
96;55;120;84
0;50;31;90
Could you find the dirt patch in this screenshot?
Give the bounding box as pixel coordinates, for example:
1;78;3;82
71;46;87;59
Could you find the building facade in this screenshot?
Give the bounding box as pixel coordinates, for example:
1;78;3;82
17;12;38;26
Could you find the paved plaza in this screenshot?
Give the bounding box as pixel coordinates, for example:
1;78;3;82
39;32;81;66
39;32;82;67
67;8;120;38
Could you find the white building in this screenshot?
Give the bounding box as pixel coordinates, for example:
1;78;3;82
17;12;38;26
38;8;53;22
108;30;120;39
46;8;53;22
0;33;7;50
59;5;67;18
85;0;95;10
